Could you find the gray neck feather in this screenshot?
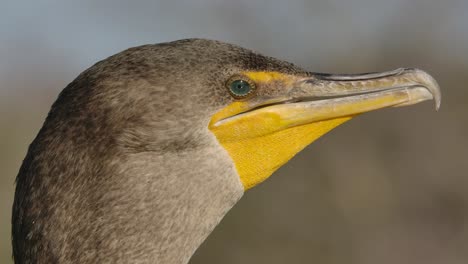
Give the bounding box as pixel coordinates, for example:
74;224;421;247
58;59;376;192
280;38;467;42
14;133;243;264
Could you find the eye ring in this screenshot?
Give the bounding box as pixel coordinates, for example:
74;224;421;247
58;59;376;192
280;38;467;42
226;75;257;99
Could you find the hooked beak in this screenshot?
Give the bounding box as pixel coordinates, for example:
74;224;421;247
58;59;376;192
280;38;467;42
212;68;441;131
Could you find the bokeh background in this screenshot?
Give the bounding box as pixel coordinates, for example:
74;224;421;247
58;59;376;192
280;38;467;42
1;0;467;263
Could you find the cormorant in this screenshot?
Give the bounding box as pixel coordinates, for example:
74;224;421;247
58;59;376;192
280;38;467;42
12;39;441;264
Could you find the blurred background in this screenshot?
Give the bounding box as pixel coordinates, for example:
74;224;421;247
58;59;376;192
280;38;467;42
1;0;467;263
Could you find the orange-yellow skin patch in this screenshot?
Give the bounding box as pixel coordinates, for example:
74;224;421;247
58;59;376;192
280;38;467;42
243;71;294;84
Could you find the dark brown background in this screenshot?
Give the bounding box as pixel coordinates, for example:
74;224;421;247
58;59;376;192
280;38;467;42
1;1;467;263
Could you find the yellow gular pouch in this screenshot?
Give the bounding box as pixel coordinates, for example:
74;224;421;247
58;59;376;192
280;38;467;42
210;108;351;190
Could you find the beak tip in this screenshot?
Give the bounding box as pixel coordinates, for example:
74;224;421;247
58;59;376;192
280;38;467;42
435;99;441;111
410;68;441;111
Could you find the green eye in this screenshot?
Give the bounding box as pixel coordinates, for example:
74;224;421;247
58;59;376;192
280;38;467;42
230;80;251;96
227;76;256;99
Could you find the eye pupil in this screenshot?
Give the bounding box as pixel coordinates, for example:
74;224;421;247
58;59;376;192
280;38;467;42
230;80;252;97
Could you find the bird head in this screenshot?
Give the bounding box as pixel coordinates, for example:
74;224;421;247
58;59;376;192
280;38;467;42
12;38;441;264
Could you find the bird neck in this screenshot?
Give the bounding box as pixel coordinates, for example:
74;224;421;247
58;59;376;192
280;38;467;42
13;134;244;264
